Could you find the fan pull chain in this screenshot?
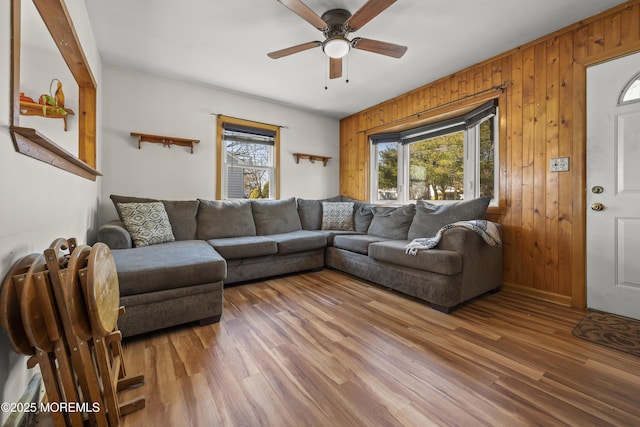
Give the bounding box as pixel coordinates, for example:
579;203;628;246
325;56;328;90
345;55;349;84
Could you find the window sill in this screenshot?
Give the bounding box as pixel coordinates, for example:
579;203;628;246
10;126;102;181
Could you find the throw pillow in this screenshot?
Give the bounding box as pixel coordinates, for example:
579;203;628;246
407;196;491;240
321;202;354;231
118;202;175;247
110;194;155;220
110;195;199;240
367;204;416;239
297;196;342;230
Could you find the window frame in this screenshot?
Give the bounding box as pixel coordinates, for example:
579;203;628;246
216;115;280;200
370;99;499;205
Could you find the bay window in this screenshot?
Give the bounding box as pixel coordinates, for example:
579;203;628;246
370;100;498;204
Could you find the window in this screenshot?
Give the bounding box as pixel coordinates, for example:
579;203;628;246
374;139;401;201
216;116;280;199
371;100;498;204
619;71;640;105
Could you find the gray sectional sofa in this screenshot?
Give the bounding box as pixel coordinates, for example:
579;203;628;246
98;195;503;337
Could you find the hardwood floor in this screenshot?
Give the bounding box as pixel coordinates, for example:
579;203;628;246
118;270;640;426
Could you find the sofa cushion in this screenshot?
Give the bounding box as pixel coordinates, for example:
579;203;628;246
353;202;374;233
312;230;364;245
268;230;328;255
110;195;199;241
111;194;155;219
118;202;175;247
207;236;278;260
297;196;342;230
112;240;226;296
197;199;256;239
159;200;200;240
332;234;392;255
322;202;354;231
368;240;462;275
342;197;374;233
407;196;491;240
367;204;416;239
252;197;301;235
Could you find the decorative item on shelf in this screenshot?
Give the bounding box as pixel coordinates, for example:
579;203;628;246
19;79;75;131
130;132;200;154
19;92;34;103
293;152;332;167
53;79;65;108
39;78;66;116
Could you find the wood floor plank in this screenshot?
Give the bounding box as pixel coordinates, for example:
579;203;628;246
119;270;640;426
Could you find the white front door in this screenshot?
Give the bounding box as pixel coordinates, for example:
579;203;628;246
586;52;640;320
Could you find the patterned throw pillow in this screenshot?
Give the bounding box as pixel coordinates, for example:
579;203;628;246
118;202;175;247
321;202;354;231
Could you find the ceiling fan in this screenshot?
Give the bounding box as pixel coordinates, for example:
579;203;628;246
268;0;408;79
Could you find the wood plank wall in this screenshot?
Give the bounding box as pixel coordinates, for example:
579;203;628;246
339;1;640;307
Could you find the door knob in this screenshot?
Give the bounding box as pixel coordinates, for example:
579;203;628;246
591;202;604;211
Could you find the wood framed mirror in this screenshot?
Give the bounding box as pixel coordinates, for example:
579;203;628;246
10;0;100;181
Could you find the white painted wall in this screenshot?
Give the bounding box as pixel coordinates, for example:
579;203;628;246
99;66;340;222
0;0;102;421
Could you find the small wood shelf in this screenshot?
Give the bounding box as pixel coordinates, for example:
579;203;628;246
19;100;75;131
293;152;332;167
130;132;200;154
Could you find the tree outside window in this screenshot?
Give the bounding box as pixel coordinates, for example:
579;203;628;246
409;132;464;200
376;142;399;201
226;140;272;198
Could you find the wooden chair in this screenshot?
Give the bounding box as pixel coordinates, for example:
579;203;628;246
0;238;145;426
1;251;84;427
60;242;145;426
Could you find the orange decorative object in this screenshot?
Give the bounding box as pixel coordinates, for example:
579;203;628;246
19;92;34;103
54;81;64;108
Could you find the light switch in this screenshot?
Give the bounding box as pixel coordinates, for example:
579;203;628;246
550;157;569;172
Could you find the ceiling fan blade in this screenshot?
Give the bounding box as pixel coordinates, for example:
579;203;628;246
330;57;342;79
345;0;397;32
277;0;328;31
352;37;407;58
267;41;322;59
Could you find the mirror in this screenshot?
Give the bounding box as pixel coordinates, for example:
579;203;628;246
10;0;100;180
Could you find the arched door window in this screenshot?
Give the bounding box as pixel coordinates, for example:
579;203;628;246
619;71;640;105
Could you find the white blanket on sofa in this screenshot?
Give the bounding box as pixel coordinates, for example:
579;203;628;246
405;220;502;255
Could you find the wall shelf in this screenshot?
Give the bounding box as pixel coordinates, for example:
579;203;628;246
19;100;75;131
130;132;200;154
293;152;332;167
10;126;102;181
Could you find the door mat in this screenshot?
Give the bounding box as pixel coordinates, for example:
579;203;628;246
572;311;640;357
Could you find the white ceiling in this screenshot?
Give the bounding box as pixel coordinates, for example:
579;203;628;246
84;0;627;119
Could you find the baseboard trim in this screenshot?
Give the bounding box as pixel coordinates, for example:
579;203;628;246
502;282;572;307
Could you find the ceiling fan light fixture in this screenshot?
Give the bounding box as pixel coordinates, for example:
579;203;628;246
323;37;350;58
